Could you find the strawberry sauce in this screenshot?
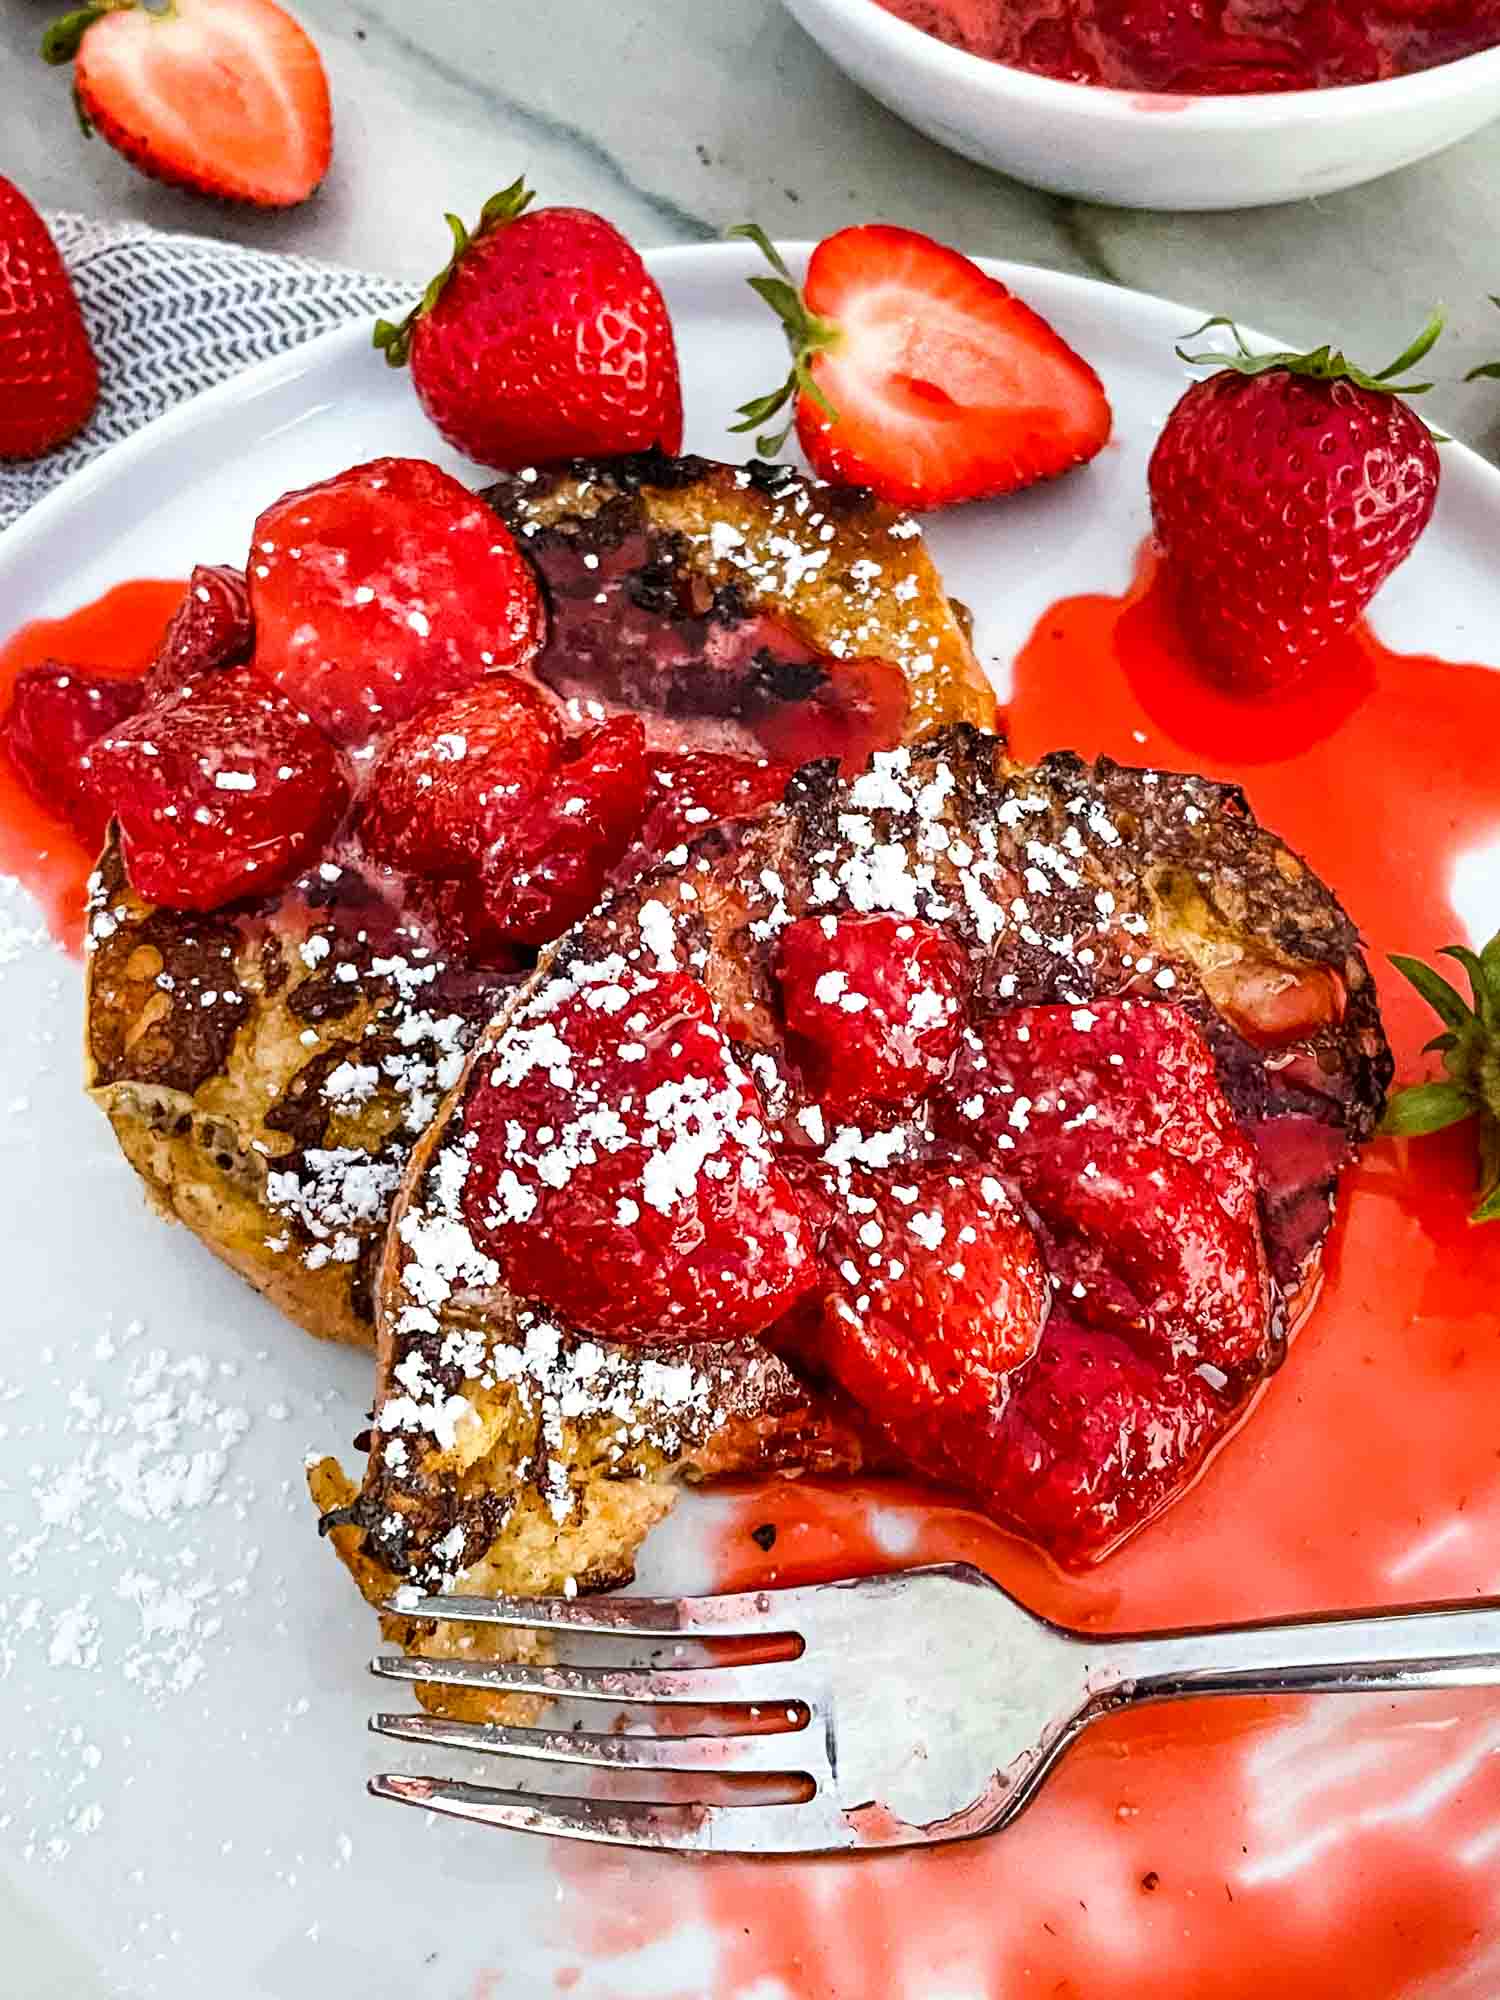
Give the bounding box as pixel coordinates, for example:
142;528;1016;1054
0;579;184;952
555;550;1500;1999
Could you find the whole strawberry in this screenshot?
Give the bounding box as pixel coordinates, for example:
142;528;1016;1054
0;176;98;460
374;180;683;469
1148;313;1443;691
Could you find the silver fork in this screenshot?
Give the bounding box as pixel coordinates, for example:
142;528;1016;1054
367;1562;1500;1854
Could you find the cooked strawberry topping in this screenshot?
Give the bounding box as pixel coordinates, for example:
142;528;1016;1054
143;564;254;702
1;663;144;850
463;969;817;1342
89;672;349;910
777;1160;1048;1494
640;751;793;854
775;912;967;1113
936;998;1268;1375
248;457;546;745
478;714;648;949
358;676;565;879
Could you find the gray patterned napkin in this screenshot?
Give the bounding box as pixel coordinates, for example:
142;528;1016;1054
0;213;408;534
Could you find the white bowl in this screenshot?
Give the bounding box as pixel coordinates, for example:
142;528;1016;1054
783;0;1500;209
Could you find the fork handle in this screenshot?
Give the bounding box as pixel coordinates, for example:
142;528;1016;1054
1097;1599;1500;1707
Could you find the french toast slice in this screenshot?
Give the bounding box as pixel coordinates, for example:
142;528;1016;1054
85;454;989;1348
317;726;1389;1704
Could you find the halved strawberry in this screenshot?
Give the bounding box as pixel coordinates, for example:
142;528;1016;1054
638;751;792;855
247;458;546;746
731;224;1111;510
43;0;332;210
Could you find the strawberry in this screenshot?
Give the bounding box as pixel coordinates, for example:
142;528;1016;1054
143;564;253;702
477;714;648;947
247;457;546;746
462;968;817;1341
373;181;683;470
43;0;331;210
89;671;348;910
0;176;98;460
358;677;564;881
775;1160;1048;1496
1148;314;1443;691
730;223;1111;510
1;663;142;848
638;751;792;856
774;912;968;1114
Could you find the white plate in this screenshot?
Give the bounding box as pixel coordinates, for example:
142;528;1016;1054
0;244;1497;2000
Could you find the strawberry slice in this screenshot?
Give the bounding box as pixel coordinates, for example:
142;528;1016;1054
462;968;817;1342
247;458;546;746
143;564;253;702
732;224;1112;510
775;1160;1048;1494
44;0;332;211
1;662;143;849
637;751;792;855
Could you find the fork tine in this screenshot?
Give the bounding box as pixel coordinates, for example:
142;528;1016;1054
370;1710;818;1775
370;1651;807;1709
369;1774;851;1853
384;1587;803;1639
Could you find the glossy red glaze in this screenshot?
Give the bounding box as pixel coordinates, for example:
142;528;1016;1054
549;548;1500;1999
0;579;185;952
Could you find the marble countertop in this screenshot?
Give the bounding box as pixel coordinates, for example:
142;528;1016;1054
5;0;1500;455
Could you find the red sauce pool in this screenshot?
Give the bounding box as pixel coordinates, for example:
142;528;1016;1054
874;0;1500;94
0;579;185;952
546;552;1500;1999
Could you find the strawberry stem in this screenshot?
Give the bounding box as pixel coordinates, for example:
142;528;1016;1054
727;223;842;458
1384;928;1500;1222
1176;307;1446;398
373;177;535;370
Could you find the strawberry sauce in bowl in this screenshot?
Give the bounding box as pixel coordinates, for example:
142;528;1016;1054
873;0;1500;94
781;0;1500;206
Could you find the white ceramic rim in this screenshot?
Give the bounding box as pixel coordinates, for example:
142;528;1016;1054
798;0;1500;126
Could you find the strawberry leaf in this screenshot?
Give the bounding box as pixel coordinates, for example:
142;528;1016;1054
728;221;843;460
1382;1080;1474;1137
1177;308;1445;398
374;179;534;370
1389;952;1473;1029
40;4;113;65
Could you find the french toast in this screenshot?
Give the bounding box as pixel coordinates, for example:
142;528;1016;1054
85;453;991;1348
316;725;1389;1708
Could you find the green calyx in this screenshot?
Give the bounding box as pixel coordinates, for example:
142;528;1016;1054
1176;307;1447;397
725;223;842;459
41;1;124;65
1383;928;1500;1223
373;177;535;369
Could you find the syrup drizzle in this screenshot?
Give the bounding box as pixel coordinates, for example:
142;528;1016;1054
555;551;1500;1998
0;579;185;952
